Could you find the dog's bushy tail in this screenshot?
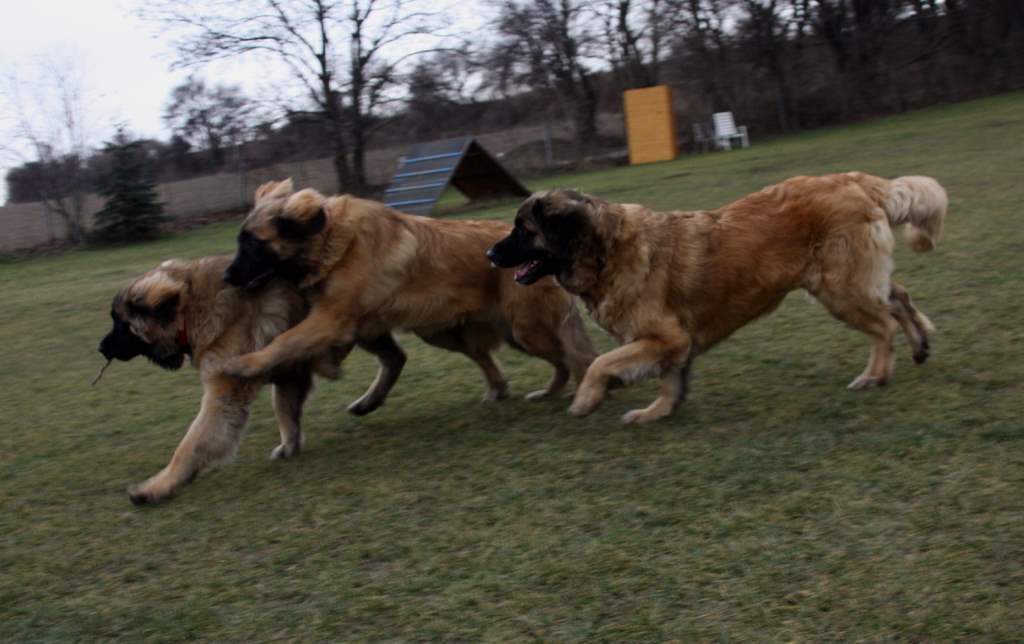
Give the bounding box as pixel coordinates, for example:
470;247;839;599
882;176;948;252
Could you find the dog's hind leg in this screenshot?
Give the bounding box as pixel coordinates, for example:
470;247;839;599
347;334;407;416
270;367;313;459
472;350;511;402
889;283;935;365
508;328;571;401
419;326;510;403
818;298;897;389
527;365;571;401
806;215;907;389
509;297;595;401
812;287;899;389
844;309;898;390
811;222;900;389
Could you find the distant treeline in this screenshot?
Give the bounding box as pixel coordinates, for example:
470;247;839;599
7;0;1023;204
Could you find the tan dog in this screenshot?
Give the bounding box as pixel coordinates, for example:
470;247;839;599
98;256;348;504
220;180;594;402
486;172;947;423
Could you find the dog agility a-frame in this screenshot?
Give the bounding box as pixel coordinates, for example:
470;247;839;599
382;137;529;216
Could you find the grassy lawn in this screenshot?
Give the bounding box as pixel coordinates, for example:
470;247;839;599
2;92;1023;641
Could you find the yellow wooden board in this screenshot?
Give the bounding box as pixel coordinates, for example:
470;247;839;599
624;85;678;165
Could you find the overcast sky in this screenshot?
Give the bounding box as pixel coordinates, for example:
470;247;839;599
0;1;185;141
0;0;483;203
0;1;184;201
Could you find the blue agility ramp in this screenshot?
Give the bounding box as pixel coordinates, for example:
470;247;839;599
383;137;529;216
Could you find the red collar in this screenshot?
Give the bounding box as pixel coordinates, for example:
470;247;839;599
176;319;189;349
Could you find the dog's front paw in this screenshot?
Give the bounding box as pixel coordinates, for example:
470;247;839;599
127;482;172;506
621;409;645;424
482;382;510;403
568;395;598;417
568;383;605;417
846;375;888;390
568;402;593;417
347;395;382;416
270;442;301;460
621;407;670;424
525;389;553;401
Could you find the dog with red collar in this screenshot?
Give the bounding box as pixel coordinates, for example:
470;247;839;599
96;255;348;504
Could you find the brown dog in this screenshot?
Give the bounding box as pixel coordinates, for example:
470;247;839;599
98;256;350;504
486;172;947;423
220;180;595;402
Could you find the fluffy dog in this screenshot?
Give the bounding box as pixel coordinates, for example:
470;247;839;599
219;180;595;404
98;255;349;504
486;172;947;423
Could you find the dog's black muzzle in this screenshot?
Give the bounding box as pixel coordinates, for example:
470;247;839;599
99;321;148;362
224;252;275;291
98;324;184;370
486;234;531;269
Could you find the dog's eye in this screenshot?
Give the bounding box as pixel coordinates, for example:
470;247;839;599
126;302;149;318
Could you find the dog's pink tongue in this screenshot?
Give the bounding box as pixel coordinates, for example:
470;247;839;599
514;260;539;282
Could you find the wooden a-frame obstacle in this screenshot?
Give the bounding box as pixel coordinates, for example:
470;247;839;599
382;136;529;216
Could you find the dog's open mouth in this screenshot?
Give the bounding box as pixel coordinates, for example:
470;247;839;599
514;260;542;283
513;258;556;285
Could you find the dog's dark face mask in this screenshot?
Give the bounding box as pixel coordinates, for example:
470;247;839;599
224;229;284;291
98;296;186;371
487;191;590;285
224;210;325;291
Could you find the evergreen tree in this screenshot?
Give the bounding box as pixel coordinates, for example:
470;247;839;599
92;128;167;243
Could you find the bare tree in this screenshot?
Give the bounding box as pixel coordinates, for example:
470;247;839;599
668;0;737;114
403;48;481;137
487;0;600;150
813;0;904;118
737;0;797;130
144;0;444;193
1;58;95;244
597;0;680;88
164;76;255;168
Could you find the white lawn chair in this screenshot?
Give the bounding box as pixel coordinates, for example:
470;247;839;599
712;112;750;150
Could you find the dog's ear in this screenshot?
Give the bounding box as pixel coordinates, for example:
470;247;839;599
274;208;326;239
124;291;179;326
276;189;328;238
532;190;590;221
152;292;180;326
254;178;295;203
126;271;183;326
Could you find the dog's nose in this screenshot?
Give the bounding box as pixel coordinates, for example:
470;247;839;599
223;268;236;285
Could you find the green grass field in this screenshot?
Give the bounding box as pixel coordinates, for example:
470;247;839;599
2;93;1023;641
